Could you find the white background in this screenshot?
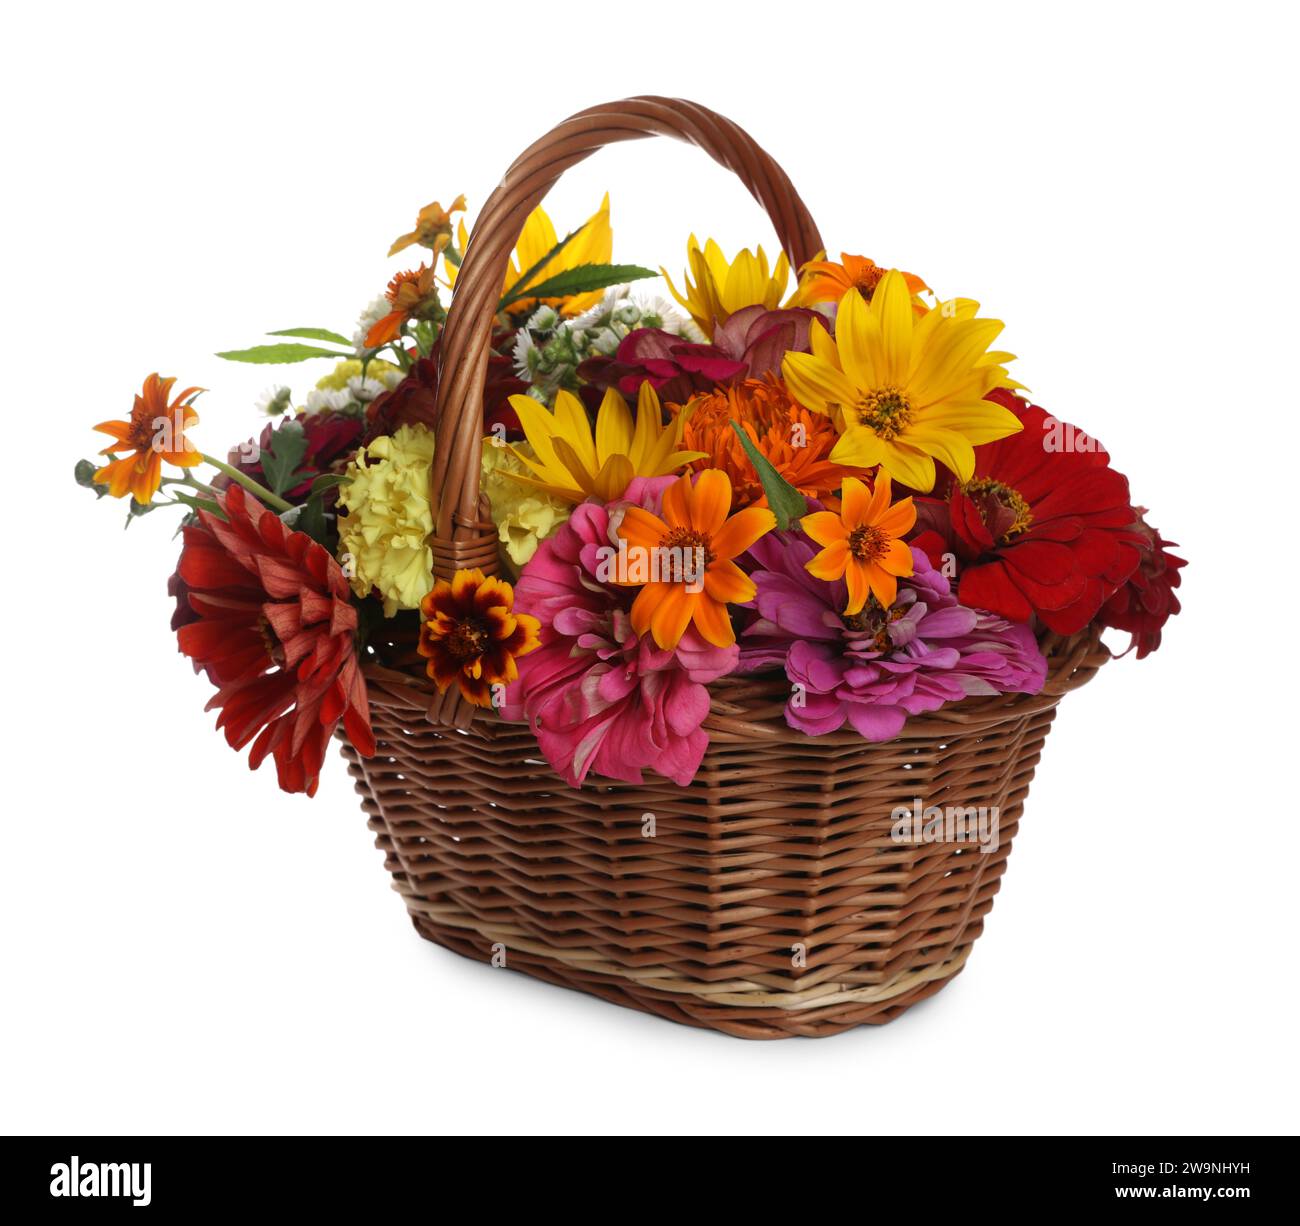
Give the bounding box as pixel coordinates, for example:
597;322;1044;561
2;0;1296;1136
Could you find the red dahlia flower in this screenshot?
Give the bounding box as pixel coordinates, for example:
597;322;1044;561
914;390;1145;635
1098;512;1185;658
175;484;376;796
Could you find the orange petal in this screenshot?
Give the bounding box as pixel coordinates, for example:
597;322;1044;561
703;558;756;605
688;468;732;534
844;561;870;615
650;585;695;650
617;506;668;553
630;583;665;638
840;476;871;526
805;539;849;581
661;473;691;528
867;564;898;609
690;594;736;648
710;505;776;560
800;510;848;548
865;469;892;521
874;496;916;537
879;537;915;577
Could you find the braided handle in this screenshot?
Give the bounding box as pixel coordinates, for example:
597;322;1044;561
426;96;823;726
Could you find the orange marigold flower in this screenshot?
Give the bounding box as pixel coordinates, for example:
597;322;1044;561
387;194;467;257
93;373;203;504
802;472;917;615
616;469;776;650
418;568;541;708
791;253;928;309
366;264;439;348
677;376;867;509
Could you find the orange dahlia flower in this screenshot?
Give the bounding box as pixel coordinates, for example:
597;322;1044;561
677;376;866;509
418;569;541;707
791;253;928;309
801;472;916;615
366;264;439;348
93;373;203;503
616;470;776;649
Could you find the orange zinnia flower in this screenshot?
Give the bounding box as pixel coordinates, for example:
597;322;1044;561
802;473;917;614
616;469;776;649
677;376;866;509
791;253;928;308
93;373;203;504
418;568;541;708
366;264;439;348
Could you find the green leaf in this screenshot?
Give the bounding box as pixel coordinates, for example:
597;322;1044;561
266;327;351;346
294;495;330;547
500;227;584;308
728;421;808;531
171;489;224;520
258;421;311;497
75;458;109;498
308;472;347;494
216;343;348;364
501;263;656;312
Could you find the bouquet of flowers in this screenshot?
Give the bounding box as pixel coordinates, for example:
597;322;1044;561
78;193;1184;797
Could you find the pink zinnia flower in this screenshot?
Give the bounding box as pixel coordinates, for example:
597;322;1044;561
501;482;737;787
739;531;1048;741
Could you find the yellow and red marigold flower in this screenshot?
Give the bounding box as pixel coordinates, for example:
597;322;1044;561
782;269;1022;492
801;472;916;615
365;264;439;348
616;469;776;649
387;194;467;258
418;568;541;708
676;376;866;509
93;373;203;504
790;253;928;309
175;484;376;797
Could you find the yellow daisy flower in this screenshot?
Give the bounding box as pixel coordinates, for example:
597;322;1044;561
506;382;705;503
662;235;790;338
447;195;613;316
781;269;1022;492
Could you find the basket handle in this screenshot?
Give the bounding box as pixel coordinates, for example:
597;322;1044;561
425;96;823;726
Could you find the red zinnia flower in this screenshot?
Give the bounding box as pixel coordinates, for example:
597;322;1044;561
175;484;376;796
1098;512;1185;658
914;391;1145;635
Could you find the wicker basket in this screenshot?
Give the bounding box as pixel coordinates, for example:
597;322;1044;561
343;97;1111;1039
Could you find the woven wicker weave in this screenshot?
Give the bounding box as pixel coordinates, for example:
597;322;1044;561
346;97;1110;1038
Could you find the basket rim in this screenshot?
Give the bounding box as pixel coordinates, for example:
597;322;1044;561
358;623;1108;744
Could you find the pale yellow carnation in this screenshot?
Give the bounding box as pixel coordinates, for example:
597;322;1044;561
337;424;435;616
337;427;573;614
480;440;571;572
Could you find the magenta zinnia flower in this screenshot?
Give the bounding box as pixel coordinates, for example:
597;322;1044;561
501;482;737;787
739;531;1048;741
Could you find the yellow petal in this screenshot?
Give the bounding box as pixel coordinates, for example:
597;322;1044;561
782;351;860;417
594;386;634;466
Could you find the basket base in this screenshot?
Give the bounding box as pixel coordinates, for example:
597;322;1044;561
405;903;969;1039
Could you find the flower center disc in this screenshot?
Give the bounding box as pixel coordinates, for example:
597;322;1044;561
963;477;1034;542
659;526;715;572
847;523;888;562
447;617;488;660
857;386;913;439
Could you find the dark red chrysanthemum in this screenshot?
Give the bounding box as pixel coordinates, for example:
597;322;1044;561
1098;512;1185;658
175;484;376;796
223;409;363;503
912;390;1145;635
363;330;526;445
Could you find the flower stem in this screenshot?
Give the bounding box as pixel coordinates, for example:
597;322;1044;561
200;453;294;513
